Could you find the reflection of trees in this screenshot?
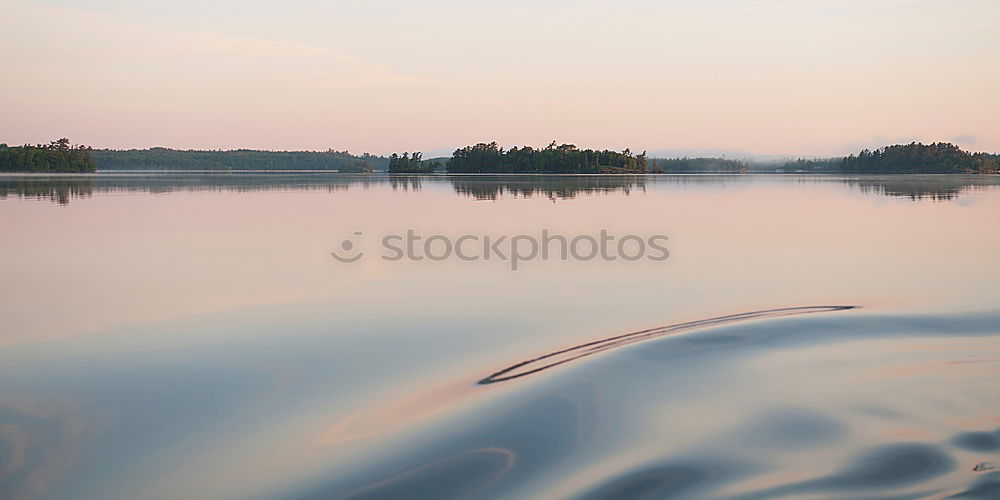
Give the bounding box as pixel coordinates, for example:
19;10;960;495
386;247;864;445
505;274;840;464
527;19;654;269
450;175;647;201
388;175;423;191
0;174;417;205
2;173;997;205
0;177;95;205
839;176;1000;201
1;174;647;204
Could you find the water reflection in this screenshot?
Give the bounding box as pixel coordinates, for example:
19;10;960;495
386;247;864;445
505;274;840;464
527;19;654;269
0;177;96;205
840;175;1000;201
387;175;423;192
3;173;998;205
449;175;646;201
1;172;999;499
0;396;91;500
0;173;389;205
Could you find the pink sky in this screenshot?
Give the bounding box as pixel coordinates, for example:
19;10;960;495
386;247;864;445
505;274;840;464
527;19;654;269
1;0;998;156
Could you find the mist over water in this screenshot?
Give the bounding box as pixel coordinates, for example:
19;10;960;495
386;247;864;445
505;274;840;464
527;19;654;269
0;174;998;499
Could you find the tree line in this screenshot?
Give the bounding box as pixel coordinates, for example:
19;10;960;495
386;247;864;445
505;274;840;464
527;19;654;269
445;142;648;174
841;142;997;174
90;147;387;172
0;139;97;173
5;139;997;174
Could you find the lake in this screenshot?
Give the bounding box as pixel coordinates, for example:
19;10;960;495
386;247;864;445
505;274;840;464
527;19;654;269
1;173;999;499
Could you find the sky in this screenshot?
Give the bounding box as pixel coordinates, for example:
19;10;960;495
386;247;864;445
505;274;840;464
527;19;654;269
1;0;998;157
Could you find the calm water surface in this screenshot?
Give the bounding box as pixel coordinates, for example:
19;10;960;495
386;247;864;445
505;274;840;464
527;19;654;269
1;174;998;499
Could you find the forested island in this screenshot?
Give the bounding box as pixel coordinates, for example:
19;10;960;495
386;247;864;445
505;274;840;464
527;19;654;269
447;142;648;174
841;142;997;174
0;139;97;172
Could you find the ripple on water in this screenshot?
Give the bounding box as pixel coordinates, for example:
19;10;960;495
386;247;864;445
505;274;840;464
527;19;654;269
335;448;516;500
579;459;753;500
949;471;1000;498
744;443;956;498
295;395;588;499
740;407;848;449
950;427;1000;452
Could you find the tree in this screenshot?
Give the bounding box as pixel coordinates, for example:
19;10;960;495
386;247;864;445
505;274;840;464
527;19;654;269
0;139;97;173
388;151;435;173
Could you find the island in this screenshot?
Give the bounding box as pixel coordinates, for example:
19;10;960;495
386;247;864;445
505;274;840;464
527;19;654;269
445;142;648;174
841;142;998;174
0;139;97;173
